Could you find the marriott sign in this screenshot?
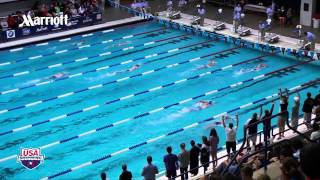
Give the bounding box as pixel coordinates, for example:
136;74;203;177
19;15;69;27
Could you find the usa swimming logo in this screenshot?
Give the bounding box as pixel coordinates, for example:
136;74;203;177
17;148;44;170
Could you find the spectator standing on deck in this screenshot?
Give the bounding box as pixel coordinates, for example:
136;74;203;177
222;114;239;157
197;5;205;26
101;172;108;180
302;92;314;129
189;140;201;176
246;106;262;151
286;8;293;25
178;143;189;180
209;128;219;167
291;90;300;130
119;164;132;180
233;12;241;33
233;4;241;33
266;6;273;19
259;21;266;41
304;32;316;51
262;101;275;139
163;146;179;179
141;156;159;180
278;88;289;140
200;136;210;172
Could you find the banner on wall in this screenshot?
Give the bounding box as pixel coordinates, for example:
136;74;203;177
0;13;102;42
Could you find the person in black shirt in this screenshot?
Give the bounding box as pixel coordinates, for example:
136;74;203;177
278;88;289;140
262;101;275;139
303;92;315;129
101;172;107;180
200;136;210;173
119;164;132;180
246;106;262;151
189;140;201;176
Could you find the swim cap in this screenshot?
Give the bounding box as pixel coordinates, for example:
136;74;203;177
197;4;200;8
294;96;300;102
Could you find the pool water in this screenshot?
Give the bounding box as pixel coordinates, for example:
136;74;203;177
0;21;319;180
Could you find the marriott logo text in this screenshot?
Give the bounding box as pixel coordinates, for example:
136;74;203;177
19;15;69;27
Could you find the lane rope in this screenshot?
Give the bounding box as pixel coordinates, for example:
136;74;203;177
5;20;154;53
0;46;240;115
0;27;167;67
0;37;212;96
1;52;311;137
0;32;186;81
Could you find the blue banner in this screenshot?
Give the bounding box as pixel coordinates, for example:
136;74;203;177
0;13;102;42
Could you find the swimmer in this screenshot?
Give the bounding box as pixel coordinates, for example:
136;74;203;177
197;60;216;70
74;40;85;46
191;100;213;111
127;64;141;72
108;41;132;48
253;63;268;71
51;72;67;79
236;63;268;75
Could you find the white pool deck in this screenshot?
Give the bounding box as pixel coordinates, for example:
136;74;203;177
0;16;143;50
156;12;320;53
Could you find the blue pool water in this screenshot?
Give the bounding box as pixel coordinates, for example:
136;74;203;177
0;21;320;180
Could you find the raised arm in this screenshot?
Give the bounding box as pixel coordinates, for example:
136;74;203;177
235;114;239;128
222;115;226;128
285;88;289;97
278;88;283;97
270;101;275;115
296;89;300;98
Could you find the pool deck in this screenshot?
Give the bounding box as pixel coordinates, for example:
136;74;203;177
0;16;143;50
156;12;320;54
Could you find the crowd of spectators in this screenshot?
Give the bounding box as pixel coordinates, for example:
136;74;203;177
1;0;100;30
98;89;320;180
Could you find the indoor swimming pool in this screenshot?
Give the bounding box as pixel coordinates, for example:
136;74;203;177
0;21;320;179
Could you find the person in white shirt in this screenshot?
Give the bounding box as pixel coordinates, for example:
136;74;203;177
222;114;239;158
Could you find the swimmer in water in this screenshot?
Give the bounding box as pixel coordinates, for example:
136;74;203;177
51;72;67;79
74;40;85;46
197;60;216;70
127;64;141;72
253;63;267;71
108;41;132;48
191;100;213;111
237;63;268;75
